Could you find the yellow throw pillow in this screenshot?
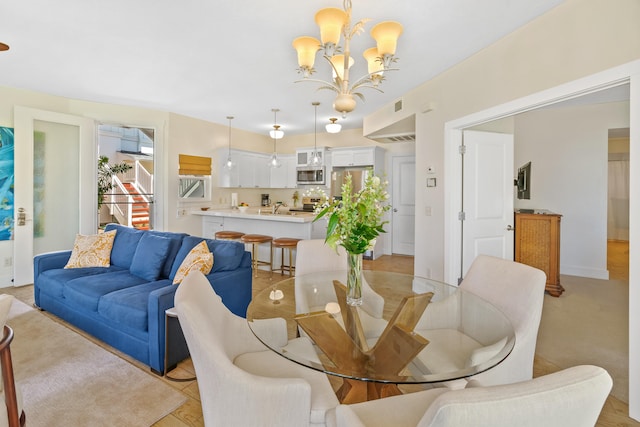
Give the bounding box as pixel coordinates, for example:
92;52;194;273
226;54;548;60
173;241;214;284
64;230;117;269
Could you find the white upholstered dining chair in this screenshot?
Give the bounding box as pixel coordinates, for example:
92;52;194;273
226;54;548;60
175;271;338;427
458;255;546;386
410;255;546;387
328;365;612;427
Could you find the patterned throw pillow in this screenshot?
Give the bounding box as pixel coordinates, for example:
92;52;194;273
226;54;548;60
64;230;117;268
172;240;214;284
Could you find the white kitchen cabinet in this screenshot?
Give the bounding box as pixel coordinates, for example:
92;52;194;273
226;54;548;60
330;147;380;167
237;152;256;187
286;156;297;188
202;216;224;239
296;147;327;167
217;149;295;188
217;148;239;188
270;154;296;188
232;151;270;188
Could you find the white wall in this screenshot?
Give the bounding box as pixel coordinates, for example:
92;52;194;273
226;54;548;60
364;0;640;281
514;101;630;279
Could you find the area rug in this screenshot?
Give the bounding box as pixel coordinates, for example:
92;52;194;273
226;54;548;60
6;300;186;426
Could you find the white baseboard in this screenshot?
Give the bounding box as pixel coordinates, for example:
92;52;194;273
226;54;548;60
560;265;609;280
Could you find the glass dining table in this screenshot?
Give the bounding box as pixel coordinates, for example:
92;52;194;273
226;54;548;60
246;270;515;404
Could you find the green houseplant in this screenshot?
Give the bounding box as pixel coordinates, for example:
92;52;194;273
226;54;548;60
98;155;132;209
314;171;390;305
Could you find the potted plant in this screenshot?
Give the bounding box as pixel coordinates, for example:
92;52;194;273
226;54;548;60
98;155;132;209
314;171;390;305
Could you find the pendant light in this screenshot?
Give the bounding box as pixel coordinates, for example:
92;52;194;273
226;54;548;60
268;108;282;168
269;108;284;139
326;117;341;133
310;102;321;166
223;116;235;169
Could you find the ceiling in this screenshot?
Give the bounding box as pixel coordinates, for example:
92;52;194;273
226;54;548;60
0;0;565;136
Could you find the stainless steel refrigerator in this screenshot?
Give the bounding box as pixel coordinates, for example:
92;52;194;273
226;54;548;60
330;167;374;259
330;167;370;200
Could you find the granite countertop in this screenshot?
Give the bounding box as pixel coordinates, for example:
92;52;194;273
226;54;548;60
191;208;317;223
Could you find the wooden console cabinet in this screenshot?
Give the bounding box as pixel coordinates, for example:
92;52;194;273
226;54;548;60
514;211;564;297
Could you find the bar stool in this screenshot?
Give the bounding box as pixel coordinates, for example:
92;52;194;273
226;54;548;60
215;230;245;241
240;234;273;276
271;237;301;276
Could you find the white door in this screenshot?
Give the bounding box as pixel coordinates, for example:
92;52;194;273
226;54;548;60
14;107;96;286
461;130;514;276
392;156;415;255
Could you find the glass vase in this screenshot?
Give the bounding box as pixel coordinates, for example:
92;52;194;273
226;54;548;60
346;252;363;306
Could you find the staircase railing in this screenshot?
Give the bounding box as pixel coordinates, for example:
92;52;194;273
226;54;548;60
108;177;135;227
106;160;153;229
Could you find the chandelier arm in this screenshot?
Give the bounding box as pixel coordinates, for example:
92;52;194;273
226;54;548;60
294;78;341;93
350;67;400;89
351;83;384;93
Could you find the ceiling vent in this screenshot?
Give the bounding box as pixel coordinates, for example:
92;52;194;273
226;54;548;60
368;132;416;143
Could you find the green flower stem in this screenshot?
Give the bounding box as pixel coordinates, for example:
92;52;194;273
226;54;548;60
347;252;363;306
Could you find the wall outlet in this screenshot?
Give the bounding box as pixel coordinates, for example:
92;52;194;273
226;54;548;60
3;257;11;267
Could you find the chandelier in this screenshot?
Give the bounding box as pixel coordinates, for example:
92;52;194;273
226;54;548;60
292;0;403;116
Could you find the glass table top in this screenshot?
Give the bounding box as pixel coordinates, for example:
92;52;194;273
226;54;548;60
247;270;515;385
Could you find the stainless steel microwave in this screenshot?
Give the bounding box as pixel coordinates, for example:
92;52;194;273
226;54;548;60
296;166;325;185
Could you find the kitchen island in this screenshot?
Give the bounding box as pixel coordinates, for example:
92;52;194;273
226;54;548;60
192;208;328;271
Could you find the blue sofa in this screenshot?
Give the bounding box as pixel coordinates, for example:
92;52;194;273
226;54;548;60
33;223;252;374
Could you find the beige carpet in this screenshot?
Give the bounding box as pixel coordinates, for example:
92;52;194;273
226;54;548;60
536;274;628;403
6;300;186;427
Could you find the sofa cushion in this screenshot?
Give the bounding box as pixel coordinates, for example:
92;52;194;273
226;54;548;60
129;233;172;281
207;239;245;273
147;230;189;279
172;241;214;284
64;230;117;268
37;265;126;300
170;236;244;280
104;224;144;269
63;271;149;312
98;280;172;332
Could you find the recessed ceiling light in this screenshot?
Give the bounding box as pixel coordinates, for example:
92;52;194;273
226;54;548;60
0;43;9;51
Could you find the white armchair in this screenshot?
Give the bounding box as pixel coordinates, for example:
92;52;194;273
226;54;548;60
175;271;338;427
329;365;612;427
409;255;545;386
458;255;546;386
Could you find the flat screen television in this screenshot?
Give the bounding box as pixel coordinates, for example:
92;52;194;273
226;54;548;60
515;162;531;200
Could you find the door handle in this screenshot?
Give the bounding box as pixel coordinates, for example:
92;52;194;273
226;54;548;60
393;208;398;212
17;208;27;226
506;225;514;231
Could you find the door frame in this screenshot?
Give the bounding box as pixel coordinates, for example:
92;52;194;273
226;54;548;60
13;106;96;285
443;59;640;419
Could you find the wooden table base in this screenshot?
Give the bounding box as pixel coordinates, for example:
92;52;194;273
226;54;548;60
336;379;403;404
295;281;433;403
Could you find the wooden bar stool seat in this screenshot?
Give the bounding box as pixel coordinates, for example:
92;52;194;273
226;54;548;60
240;234;273;276
215;231;245;241
271;237;301;276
